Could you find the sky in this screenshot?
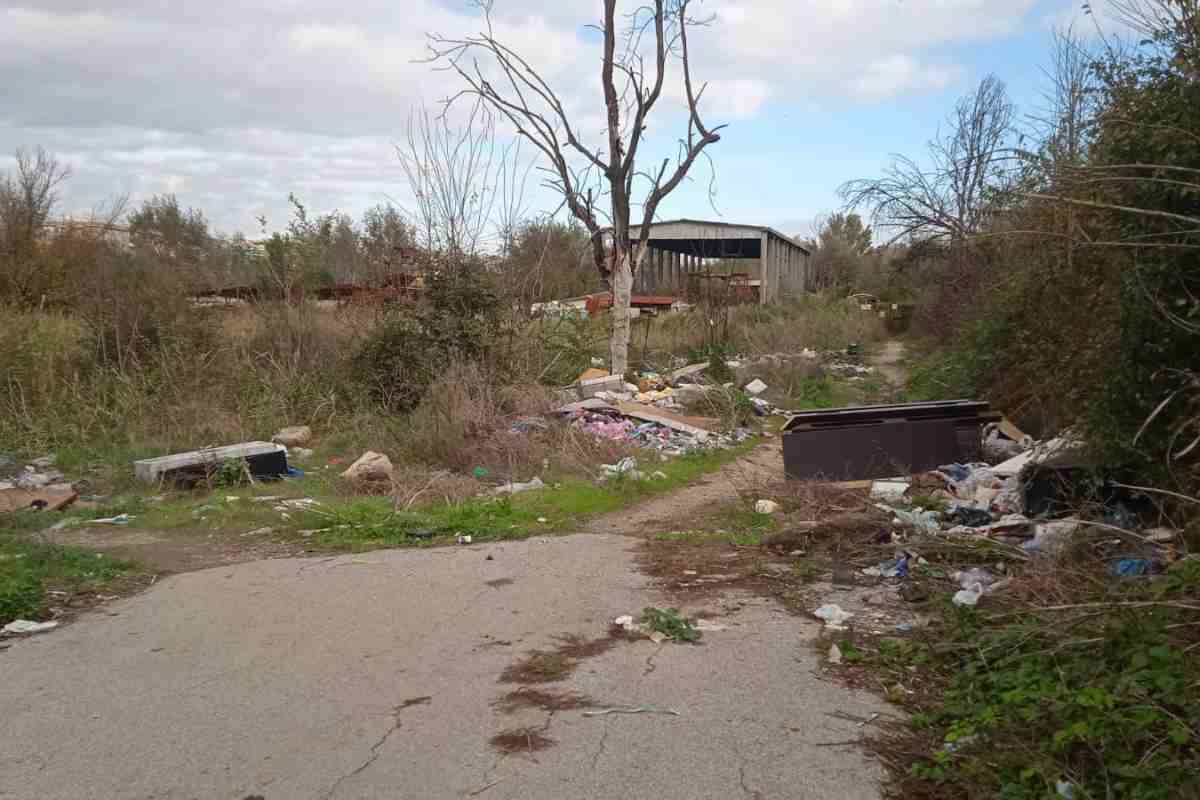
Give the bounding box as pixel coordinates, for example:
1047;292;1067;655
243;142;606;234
0;0;1120;240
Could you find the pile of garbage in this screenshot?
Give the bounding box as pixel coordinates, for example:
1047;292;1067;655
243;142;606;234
859;423;1185;606
568;406;753;455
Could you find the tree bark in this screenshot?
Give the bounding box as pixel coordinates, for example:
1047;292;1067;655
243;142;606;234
609;249;634;375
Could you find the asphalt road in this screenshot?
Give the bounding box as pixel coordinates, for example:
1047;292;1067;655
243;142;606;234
1;533;885;799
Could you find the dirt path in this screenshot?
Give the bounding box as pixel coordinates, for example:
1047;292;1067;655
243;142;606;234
582;438;784;537
869;339;908;387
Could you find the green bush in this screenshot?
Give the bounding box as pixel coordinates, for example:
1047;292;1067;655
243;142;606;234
353;257;502;412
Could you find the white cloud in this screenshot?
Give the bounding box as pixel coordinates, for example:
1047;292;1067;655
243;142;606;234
0;0;1042;232
849;55;962;101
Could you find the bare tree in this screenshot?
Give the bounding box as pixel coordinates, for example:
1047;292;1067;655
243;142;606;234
427;0;725;374
841;76;1015;245
0;147;71;256
397;104;502;256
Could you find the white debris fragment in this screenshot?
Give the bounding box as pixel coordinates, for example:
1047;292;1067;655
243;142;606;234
754;499;780;515
869;480;909;501
743;378;768;395
2;619;60;635
814;604;853;630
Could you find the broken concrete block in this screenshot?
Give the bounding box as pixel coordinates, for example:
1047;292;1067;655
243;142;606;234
340;451;394;482
272;425;312;447
754;499;780;514
743;378;768;395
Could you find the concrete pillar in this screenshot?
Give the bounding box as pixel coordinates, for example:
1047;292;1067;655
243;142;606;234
758;232;769;304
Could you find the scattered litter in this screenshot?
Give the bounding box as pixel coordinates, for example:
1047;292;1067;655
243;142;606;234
582;706;680;718
277;498;320;509
828;643;843;664
289;447;314;459
537;517;548;524
869;480;909;501
941;734;979;753
2;619;60;635
863;553;909;578
90;514;132;525
456;534;474;545
1146;527;1179;543
648;631;668;644
1111;558;1160;577
493;476;545;495
949;505;994;528
754;499;780;514
1056;781;1075;799
651;470;667;480
952;568;997;590
743;378;768;395
693;619;727;632
814;604;853;630
601;457;638;477
886;506;942;536
244;527;273;537
1022;520;1080;554
991;435;1087;478
952;582;986;607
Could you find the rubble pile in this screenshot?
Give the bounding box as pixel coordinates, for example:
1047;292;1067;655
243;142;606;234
568;406;753;455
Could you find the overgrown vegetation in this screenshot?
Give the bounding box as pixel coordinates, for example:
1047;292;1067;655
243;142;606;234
872;558;1200;800
0;528;136;626
845;3;1199;495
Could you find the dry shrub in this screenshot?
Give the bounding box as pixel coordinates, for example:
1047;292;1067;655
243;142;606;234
489;727;554;754
493;688;596;714
388;466;483;506
403;361;557;469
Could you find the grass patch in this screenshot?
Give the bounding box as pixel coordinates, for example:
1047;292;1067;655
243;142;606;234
0;532;137;625
640;606;701;642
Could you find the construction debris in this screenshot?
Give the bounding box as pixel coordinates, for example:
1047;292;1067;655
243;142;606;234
743;378;768;395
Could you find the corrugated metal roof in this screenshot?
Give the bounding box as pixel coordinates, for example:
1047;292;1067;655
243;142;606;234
626;218;810;253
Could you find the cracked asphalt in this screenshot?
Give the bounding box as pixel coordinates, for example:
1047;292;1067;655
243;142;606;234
0;533;885;799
